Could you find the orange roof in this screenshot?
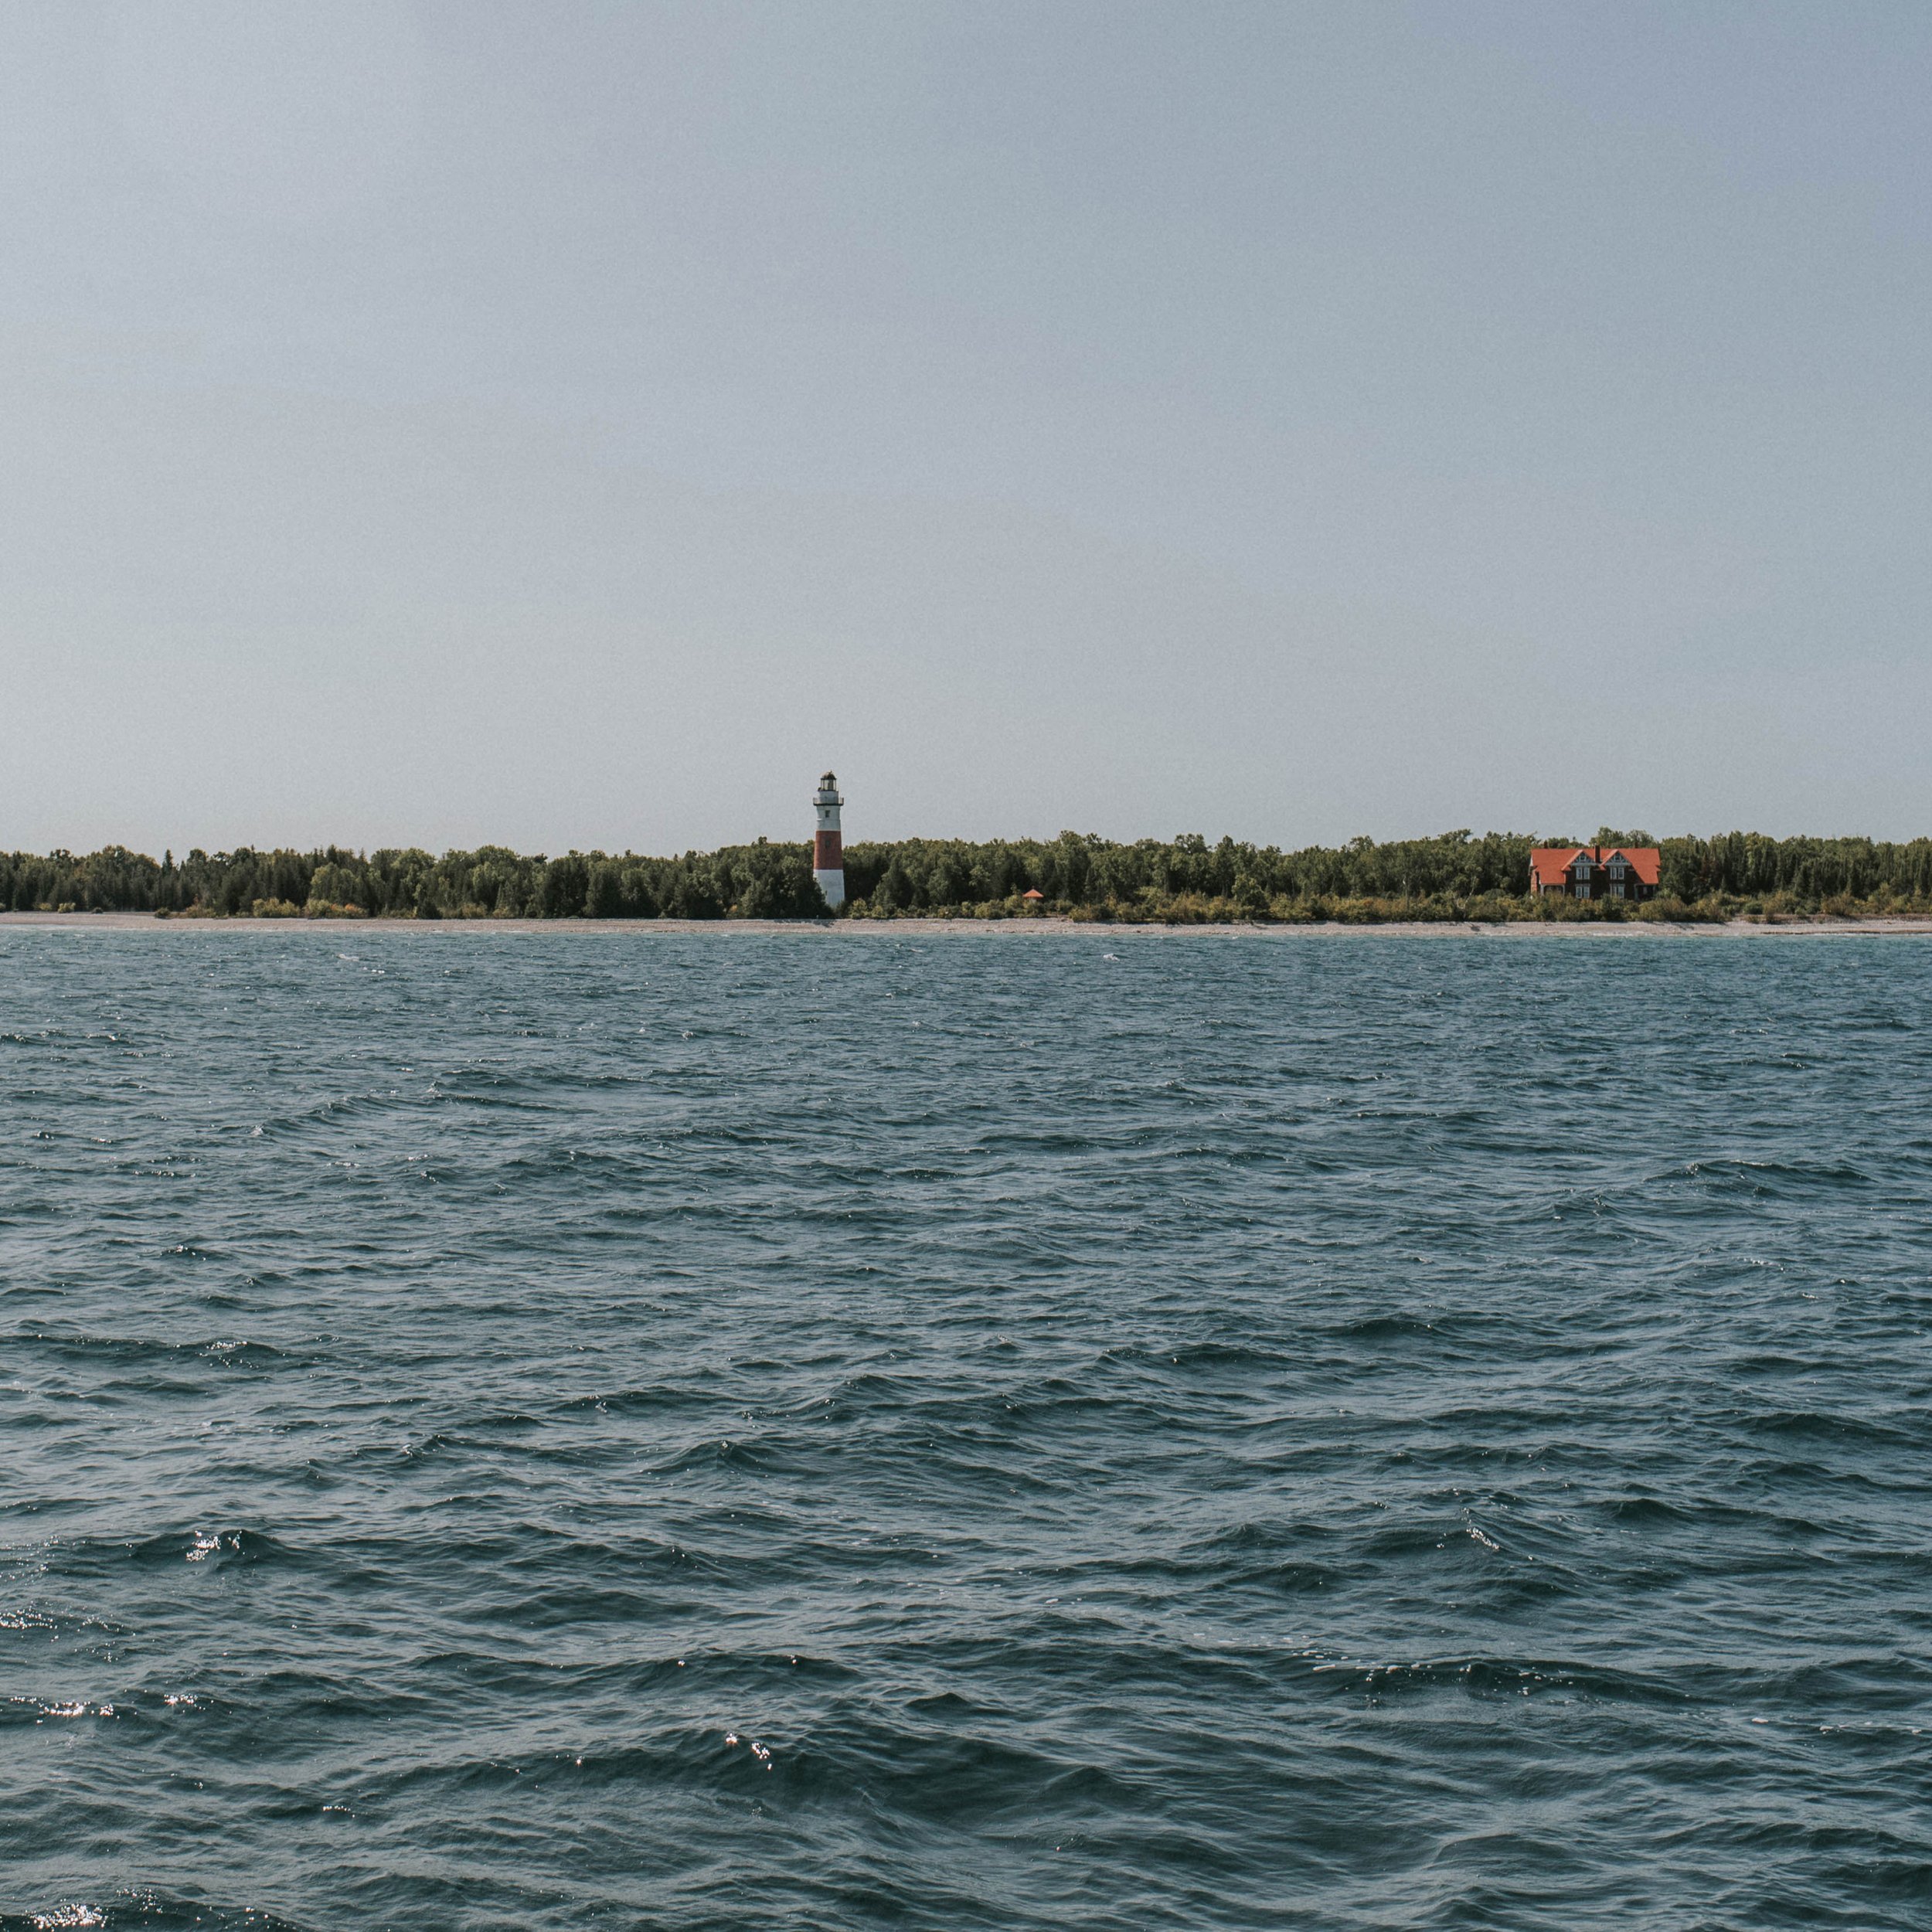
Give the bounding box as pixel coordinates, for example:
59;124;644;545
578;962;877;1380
1529;847;1583;886
1021;887;1045;900
1606;846;1662;885
1530;845;1661;886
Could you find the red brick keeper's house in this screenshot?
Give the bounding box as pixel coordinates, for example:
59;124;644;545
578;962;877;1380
1529;845;1662;903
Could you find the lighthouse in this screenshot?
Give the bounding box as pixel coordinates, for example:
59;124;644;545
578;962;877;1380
812;771;845;910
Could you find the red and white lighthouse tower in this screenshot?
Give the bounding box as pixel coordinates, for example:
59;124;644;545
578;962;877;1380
812;771;845;909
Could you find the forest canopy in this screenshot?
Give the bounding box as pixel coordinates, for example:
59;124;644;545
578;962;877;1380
3;830;1930;922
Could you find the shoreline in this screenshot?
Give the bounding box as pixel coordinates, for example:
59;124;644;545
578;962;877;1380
5;910;1932;937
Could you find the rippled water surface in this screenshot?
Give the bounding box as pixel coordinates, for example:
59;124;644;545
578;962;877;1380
2;926;1929;1930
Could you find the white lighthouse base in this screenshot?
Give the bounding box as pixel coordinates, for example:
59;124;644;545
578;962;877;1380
814;869;845;910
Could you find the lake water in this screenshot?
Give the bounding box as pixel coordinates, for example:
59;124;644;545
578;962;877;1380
2;927;1928;1930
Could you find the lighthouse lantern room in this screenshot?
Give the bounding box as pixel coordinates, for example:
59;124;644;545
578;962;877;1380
812;772;845;910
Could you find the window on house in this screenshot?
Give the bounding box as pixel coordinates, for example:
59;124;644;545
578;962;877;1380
1610;883;1624;899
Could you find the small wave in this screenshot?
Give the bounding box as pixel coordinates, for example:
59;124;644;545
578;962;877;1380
9;1332;299;1377
1323;1654;1696;1706
1739;1409;1924;1451
1651;1156;1881;1199
651;1435;796;1477
0;1696;118;1729
1;1894;312;1932
1328;1312;1441;1342
128;1529;300;1570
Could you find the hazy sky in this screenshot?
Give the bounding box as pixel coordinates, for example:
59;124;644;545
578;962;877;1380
3;2;1928;854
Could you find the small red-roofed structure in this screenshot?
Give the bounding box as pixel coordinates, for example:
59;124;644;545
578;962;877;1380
1021;888;1045;903
1529;845;1662;903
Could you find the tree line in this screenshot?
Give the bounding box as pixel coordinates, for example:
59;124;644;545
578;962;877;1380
3;829;1930;922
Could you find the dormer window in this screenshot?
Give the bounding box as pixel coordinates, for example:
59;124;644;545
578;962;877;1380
1532;845;1657;906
